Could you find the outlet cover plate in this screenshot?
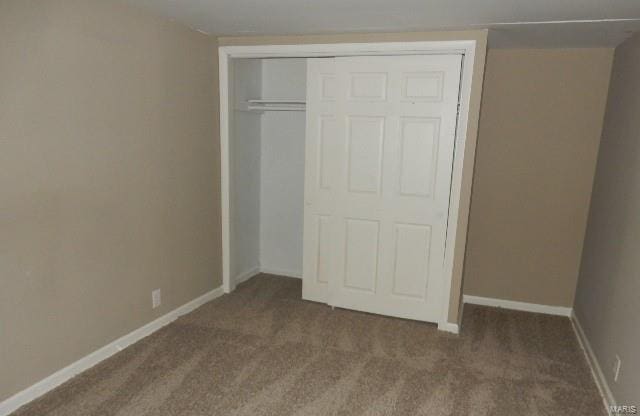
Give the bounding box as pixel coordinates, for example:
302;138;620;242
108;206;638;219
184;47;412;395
152;289;161;309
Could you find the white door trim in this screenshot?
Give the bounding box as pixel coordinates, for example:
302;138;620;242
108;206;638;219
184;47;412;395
219;40;478;329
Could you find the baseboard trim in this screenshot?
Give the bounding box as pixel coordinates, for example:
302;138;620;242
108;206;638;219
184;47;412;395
463;295;572;317
0;286;224;416
438;322;459;334
570;310;615;414
259;267;302;279
232;267;303;286
233;266;261;286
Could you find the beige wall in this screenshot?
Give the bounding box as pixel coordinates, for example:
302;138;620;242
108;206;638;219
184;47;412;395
1;4;618;401
0;0;221;401
220;30;488;325
463;48;613;307
574;33;640;404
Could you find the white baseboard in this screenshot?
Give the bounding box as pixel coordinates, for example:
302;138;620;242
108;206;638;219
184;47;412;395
0;286;224;416
259;267;302;279
463;295;572;317
571;310;615;414
438;321;459;334
232;266;302;288
233;266;261;286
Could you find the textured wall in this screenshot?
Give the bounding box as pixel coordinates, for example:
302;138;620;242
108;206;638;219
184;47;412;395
0;0;221;400
464;48;613;307
574;33;640;405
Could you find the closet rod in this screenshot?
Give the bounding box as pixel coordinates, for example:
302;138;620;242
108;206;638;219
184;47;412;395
246;105;306;112
247;99;306;105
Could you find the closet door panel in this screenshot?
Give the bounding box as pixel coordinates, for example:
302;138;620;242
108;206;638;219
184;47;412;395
304;55;462;324
302;213;334;302
302;59;339;303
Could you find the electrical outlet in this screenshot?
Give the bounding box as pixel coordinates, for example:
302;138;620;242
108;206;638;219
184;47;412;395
152;289;161;309
613;355;621;382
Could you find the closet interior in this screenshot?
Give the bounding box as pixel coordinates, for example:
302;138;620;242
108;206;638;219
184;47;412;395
229;58;308;284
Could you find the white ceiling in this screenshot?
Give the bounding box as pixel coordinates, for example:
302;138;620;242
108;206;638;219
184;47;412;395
123;0;640;48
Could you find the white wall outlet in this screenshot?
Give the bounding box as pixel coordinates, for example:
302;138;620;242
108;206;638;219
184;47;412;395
152;289;161;309
613;355;621;382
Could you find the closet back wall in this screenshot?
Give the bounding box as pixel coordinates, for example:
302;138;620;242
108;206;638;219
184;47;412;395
260;59;307;277
230;58;307;282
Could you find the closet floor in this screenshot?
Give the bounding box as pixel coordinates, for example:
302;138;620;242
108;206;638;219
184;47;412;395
12;274;605;416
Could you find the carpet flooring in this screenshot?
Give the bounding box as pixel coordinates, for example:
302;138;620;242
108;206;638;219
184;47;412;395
11;274;605;416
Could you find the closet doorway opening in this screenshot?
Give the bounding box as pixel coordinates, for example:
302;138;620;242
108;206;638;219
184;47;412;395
219;41;478;331
227;57;308;285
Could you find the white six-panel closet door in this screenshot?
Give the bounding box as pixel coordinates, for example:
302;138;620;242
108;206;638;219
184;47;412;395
302;55;462;323
302;58;337;303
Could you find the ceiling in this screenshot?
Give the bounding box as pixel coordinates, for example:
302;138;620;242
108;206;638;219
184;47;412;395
123;0;640;48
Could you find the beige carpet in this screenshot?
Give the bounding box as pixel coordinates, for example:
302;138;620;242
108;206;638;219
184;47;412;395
12;274;605;416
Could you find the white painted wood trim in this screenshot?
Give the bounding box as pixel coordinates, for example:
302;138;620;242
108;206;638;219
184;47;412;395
219;41;475;58
571;310;615;414
440;47;475;330
259;267;302;279
233;266;261;286
233;267;302;286
463;295;573;317
0;286;224;416
219;48;232;294
437;322;460;334
219;40;478;330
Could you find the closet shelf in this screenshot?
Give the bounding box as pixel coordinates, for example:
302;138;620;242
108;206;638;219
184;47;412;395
247;99;305;104
243;99;306;112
